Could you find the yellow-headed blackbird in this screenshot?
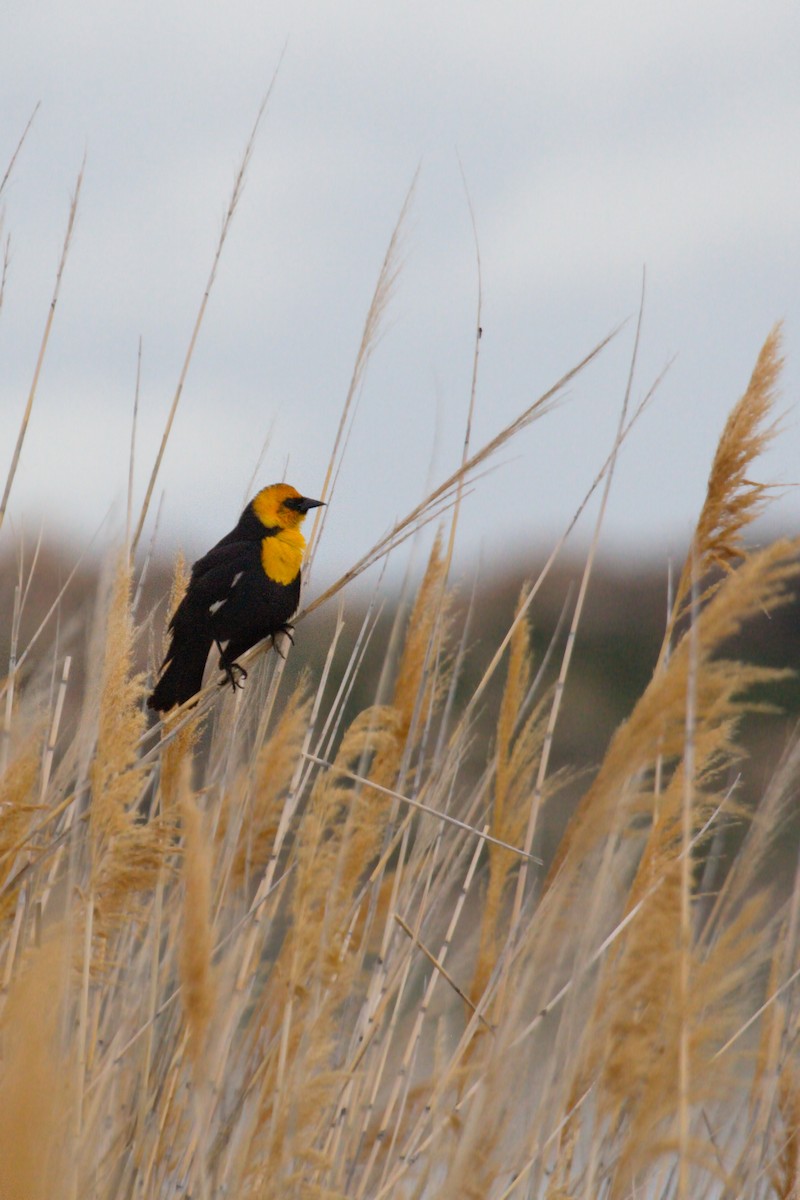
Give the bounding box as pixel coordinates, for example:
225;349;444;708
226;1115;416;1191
147;482;324;712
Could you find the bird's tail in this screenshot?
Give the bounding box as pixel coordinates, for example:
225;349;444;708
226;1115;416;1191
147;630;212;713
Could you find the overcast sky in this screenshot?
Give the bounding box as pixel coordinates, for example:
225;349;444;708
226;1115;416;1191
2;1;798;587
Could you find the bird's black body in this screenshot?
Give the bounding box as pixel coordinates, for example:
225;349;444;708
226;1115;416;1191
148;484;323;713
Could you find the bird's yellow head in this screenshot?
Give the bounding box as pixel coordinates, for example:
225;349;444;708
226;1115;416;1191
252;483;325;531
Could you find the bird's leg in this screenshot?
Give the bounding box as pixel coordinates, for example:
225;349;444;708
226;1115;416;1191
270;623;295;659
215;639;248;692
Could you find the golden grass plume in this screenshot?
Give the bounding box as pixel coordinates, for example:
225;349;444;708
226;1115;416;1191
0;934;73;1200
668;323;783;640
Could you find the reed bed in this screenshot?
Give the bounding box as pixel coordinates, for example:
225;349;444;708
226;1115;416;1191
2;119;800;1199
2;321;798;1199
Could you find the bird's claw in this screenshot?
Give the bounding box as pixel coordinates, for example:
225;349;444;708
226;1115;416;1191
271;624;295;659
223;661;248;692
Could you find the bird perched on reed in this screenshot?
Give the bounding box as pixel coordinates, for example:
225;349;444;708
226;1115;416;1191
148;483;324;712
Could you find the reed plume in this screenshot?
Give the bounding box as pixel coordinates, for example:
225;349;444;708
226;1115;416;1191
471;588;550;1009
666;324;783;647
0;935;73;1200
89;556;171;951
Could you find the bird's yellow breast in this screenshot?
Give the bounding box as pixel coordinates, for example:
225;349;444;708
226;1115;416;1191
261;527;305;585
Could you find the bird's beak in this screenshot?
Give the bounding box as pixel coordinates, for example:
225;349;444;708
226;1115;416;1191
298;497;325;513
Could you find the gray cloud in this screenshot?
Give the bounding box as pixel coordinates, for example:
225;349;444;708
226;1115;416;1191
2;0;798;576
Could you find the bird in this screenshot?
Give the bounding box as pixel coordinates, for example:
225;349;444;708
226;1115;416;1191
147;482;324;712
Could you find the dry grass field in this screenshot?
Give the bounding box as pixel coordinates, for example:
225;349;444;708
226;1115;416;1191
3;126;800;1200
3;329;800;1199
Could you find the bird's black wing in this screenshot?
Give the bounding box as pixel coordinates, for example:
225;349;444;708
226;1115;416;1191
186;540;262;608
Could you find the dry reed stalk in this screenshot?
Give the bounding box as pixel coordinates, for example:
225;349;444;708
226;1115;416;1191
179;770;215;1069
0;102;39;201
394;861;597;1200
559;793;773;1185
333;537;454;1009
727;842;800;1192
543;539;798;893
8;541;96;684
431;1054;506;1200
211;621;347;1047
239;706;400;1194
772;1069;800;1200
304;174;415;575
0;933;73;1200
368;718;586;1192
440;376;657;826
126;336;142;550
245;563;454;1189
508;288;646;949
357;831;488;1199
0;730;42;927
0;221;8;316
441;158;482;578
131;80;278;555
217;679;312;888
750;927;789;1115
300;326;619;625
676;566;699;1200
607;894;767;1197
471;588;547;1009
706;732;800;941
246;536;452;1131
1;572;22;779
716;915;796;1195
0;161;83;533
39;654;72;801
353;862;515;1194
481;847;766;1200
